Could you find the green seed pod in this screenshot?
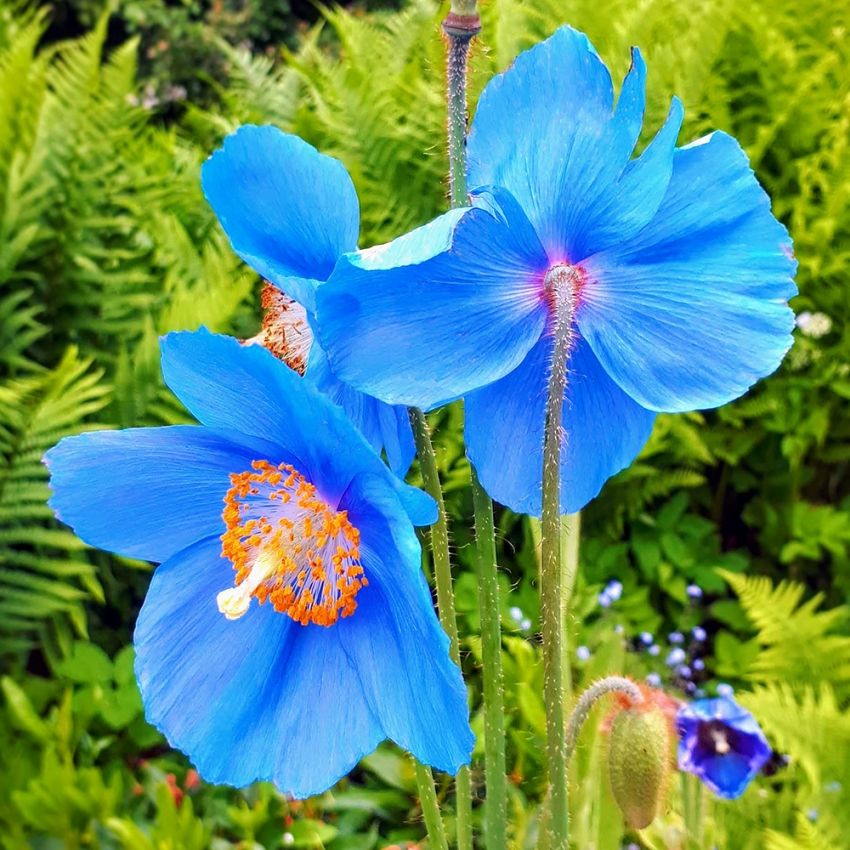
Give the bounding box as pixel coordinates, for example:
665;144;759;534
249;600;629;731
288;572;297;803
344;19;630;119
607;705;671;829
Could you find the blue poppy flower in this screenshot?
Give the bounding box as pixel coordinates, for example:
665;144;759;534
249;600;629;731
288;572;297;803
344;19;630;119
44;329;472;798
316;26;797;515
676;697;771;799
202;124;415;476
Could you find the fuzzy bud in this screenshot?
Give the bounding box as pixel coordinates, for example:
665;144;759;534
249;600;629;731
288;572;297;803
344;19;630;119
607;702;672;829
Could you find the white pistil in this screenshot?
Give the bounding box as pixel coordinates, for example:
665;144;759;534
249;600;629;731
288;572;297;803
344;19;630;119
216;550;277;620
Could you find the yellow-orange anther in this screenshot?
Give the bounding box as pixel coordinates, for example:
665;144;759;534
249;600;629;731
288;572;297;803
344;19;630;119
243;284;312;374
218;460;365;626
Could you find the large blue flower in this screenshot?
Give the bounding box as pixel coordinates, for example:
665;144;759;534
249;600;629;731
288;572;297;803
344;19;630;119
316;26;797;515
676;697;772;799
202;125;415;476
44;329;472;798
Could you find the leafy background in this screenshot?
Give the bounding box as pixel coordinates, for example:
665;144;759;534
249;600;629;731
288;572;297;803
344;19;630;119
0;0;848;847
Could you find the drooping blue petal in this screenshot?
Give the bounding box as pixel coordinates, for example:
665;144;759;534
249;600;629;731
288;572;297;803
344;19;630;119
467;27;679;264
579;132;797;413
305;345;415;477
202;125;359;311
338;474;473;773
160;329;435;525
465;334;655;516
317;193;550;410
44;426;285;563
135;535;385;797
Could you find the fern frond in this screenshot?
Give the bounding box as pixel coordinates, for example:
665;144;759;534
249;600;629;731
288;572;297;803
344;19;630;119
722;572;850;697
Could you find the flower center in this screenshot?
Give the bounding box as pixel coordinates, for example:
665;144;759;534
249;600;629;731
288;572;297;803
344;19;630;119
543;263;583;318
216;459;365;626
244;283;313;374
697;719;734;756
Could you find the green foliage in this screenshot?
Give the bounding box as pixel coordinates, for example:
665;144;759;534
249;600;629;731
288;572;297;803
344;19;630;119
0;0;848;847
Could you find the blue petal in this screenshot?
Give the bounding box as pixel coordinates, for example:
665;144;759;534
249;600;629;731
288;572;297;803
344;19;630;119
305;345;415;477
135;535;384;797
338;474;473;773
317;196;549;410
579;131;797;412
202;125;359;311
45;426;283;563
465;334;655;516
468;27;674;263
160;329;435;525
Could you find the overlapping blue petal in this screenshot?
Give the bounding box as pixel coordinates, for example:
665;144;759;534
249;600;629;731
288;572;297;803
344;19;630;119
203;126;414;469
44;426;285;563
306;346;415;477
465;335;655;515
579;132;797;412
135;535;386;797
160;329;435;525
202;125;359;311
317;194;549;410
338;474;474;772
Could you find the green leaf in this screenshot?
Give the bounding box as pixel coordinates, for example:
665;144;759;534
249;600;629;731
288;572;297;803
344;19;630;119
54;640;113;683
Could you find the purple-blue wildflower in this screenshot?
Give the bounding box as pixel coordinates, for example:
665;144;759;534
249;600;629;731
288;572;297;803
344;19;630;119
677;697;772;799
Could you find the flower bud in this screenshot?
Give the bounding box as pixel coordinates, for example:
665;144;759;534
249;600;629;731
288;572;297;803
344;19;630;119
608;702;672;829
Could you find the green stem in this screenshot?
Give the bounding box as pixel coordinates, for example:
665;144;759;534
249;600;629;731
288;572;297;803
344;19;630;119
439;11;481;850
564;677;642;762
472;468;507;850
415;761;450;850
410;408;473;850
539;266;579;850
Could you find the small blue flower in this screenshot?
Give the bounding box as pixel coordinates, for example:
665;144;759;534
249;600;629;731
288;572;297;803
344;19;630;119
667;648;687;666
669;631;685;644
598;590;613;608
509;605;524;622
606;580;623;601
825;780;842;793
677;665;693;679
648;644;661;657
202;125;414;476
577;646;592;662
687;583;704;599
640;632;655;646
317;26;796;516
806;808;819;822
646;672;662;687
676;697;771;799
692;626;708;642
44;330;472;797
717;683;735;698
693;658;706;672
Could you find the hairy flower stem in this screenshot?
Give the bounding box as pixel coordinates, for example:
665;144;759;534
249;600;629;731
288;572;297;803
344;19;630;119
539;267;578;850
438;9;482;850
565;677;644;762
471;470;508;850
443;8;480;207
414;760;450;850
409;408;473;850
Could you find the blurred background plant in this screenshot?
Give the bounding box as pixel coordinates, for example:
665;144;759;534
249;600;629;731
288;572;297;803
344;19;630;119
0;0;847;847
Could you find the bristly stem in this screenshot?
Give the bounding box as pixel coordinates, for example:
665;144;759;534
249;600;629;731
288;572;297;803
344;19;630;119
409;408;473;850
443;6;480;206
440;8;481;850
471;469;508;850
414;760;450;850
565;677;643;762
539;266;578;850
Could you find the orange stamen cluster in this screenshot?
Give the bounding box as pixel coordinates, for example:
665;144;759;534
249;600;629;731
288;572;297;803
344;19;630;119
243;283;313;374
218;459;365;626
